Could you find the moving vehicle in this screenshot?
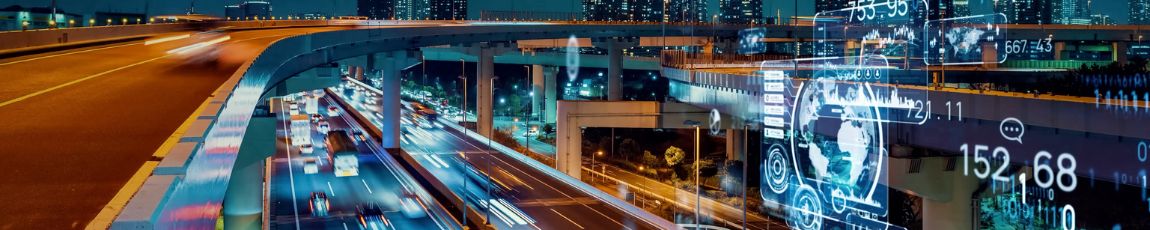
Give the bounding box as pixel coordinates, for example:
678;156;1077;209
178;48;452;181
304;95;319;114
356;204;389;230
399;190;427;218
289;104;300;116
302;158;319;174
327;105;340;117
310;192;330;216
317;121;331;134
290;115;311;146
299;142;314;154
352;130;368;143
326;130;359;177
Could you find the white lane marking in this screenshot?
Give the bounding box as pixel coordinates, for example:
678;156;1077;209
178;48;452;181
342;222;350;230
499;198;534;224
0;54;168;109
430;154;450;168
278;99;303;230
550;208;585;229
361;179;374;194
423;155;445;168
144;34;190;45
0;42;141;66
0;32;297;109
439;129;633;229
327;181;336;197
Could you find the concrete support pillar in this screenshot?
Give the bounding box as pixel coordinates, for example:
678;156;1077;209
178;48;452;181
454;42;515;138
1114;41;1129;65
223;116;276;230
724;128;745;161
374;50;421;149
607;42;623;101
1053;42;1066;60
981;42;999;69
543;66;558;124
592;37;639;101
921;176;979;230
476;45;496;138
531;65;545;120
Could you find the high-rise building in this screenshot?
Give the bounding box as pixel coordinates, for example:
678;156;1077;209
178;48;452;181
1133;0;1150;24
667;0;707;22
630;0;662;22
224;1;271;20
1053;0;1091;24
358;0;395;19
583;0;630;21
224;5;243;19
815;0;851;13
718;0;761;24
396;0;429;20
921;0;954;21
582;0;663;22
953;0;971;17
1002;0;1052;24
1091;14;1114;25
429;0;466;20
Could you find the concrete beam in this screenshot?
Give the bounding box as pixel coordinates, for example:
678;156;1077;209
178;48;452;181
421;47;661;70
556;101;661;178
516;36;708;49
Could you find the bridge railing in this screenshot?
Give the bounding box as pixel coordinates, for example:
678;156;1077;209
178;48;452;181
659;49;795;69
0;23;193;51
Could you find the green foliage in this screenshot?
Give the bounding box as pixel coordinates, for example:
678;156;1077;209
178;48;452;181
664;146;685;166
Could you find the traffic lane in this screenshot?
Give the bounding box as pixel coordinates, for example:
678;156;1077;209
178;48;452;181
0;28;342;229
422;126;659;230
318;98;450;230
471;153;657;230
0;27;342;103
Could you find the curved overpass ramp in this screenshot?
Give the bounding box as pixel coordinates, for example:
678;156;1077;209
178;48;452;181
0;21;748;229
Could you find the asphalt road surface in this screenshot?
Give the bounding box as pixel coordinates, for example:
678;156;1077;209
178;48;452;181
335;83;663;230
0;27;347;229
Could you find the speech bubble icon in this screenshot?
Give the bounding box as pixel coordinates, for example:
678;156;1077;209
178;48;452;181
999;117;1025;144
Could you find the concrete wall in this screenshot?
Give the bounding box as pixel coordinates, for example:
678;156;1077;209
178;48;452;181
0;23;191;51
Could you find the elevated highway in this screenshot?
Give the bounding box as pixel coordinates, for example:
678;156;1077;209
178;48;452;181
0;19;1144;229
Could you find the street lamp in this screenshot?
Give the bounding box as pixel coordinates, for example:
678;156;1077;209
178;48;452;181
592;150;604;182
458;58;468;128
523;65;532;154
683;119;702;227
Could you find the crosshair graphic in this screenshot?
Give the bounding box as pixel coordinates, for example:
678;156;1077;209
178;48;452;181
788;185;824;230
767;144;790;194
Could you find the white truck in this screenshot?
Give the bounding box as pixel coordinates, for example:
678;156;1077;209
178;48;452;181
290;115;312;148
326;130;359;177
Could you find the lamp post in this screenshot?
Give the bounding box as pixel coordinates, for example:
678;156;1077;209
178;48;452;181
458;58;467;129
593;150;604;182
523;65;531;154
683;119;702;227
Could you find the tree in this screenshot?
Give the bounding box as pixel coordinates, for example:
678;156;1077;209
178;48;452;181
618;138;641;160
692;158;718;178
641;150;661;167
665;146;685;166
541;124;555;134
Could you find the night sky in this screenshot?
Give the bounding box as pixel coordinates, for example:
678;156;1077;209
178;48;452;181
0;0;1133;24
